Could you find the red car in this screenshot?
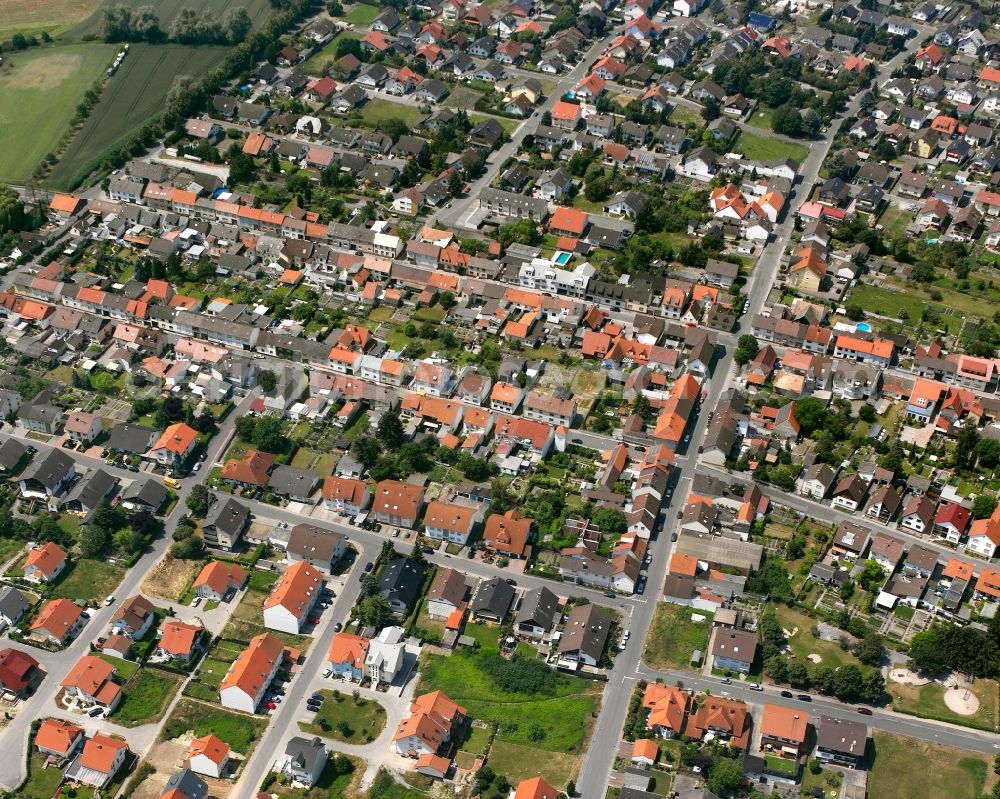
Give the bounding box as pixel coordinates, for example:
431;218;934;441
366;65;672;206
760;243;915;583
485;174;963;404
308;618;321;625
266;701;277;709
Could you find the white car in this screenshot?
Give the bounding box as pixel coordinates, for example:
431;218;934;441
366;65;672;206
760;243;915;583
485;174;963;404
103;596;115;606
322;669;332;678
190;596;202;607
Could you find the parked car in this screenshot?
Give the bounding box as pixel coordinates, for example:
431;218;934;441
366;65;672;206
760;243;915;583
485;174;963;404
322;669;332;678
364;562;374;572
857;707;873;715
505;578;517;586
87;707;104;717
720;677;732;684
334;622;343;632
797;694;812;702
781;690;793;698
103;596;115;606
603;591;615;598
190;596;202;607
749;683;763;691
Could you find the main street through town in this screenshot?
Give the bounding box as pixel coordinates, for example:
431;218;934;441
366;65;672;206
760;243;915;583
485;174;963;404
574;32;931;798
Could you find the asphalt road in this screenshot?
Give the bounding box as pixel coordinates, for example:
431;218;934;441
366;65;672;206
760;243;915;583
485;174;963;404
699;462;984;571
638;664;1000;755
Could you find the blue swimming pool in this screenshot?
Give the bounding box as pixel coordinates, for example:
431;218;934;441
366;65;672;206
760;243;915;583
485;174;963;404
855;322;872;333
553;250;572;266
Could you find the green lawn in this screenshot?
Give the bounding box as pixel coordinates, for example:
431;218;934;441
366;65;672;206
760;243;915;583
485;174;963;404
50;559;126;605
487;740;579;789
890;679;998;732
800;764;843;798
772;605;859;669
764;755;798;778
848;283;925;323
300;31;362;76
358;98;426;129
21;754;65;799
0;43;115;183
869;732;993;799
99;654;140;679
161;698;268;754
736;131;809;163
298;690;387;744
112;669;182;726
745;106;776;131
416;648;600;753
460;724;492;754
643;603;712;671
344;5;379;23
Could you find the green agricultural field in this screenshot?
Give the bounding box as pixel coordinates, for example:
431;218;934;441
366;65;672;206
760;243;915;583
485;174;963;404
0;0;105;39
112;669;182;726
869;733;993;799
69;0;273;39
50;558;125;605
0;44;114;183
736;131;809;163
161;698;268;754
46;43;229;188
416;648;600;753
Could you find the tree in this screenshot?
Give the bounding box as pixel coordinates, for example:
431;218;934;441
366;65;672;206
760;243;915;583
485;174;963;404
977;438;1000;470
357;595;391;629
860;669;885;705
793;396;826;437
972;494;998;521
787;660;810;688
858;404;877;423
764;655;788;683
448;170;463;197
857;559;884;592
79;523;112;558
258;369;278;393
10;33;29;50
228;151;257;185
221;6;252;42
336;35;363;60
171;534;204;559
185;484;212;518
733;334;759;366
853;633;885;667
353;437;382;469
593;508;627;536
908;630;949;675
0;185;29;235
707;756;744;797
377;409;404;450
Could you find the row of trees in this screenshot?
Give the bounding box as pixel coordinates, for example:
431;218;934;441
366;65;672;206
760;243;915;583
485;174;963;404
102;4;252;45
908;614;1000;679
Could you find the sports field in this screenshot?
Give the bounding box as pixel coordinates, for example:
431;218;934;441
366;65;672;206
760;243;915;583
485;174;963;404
0;44;114;183
46;43;229;188
0;0;104;39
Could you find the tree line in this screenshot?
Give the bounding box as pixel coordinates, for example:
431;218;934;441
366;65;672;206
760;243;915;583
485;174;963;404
101;4;253;45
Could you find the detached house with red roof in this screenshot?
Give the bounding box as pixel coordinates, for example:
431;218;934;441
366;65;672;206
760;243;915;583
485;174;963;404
327;632;369;681
187;734;230;779
968;504;1000;559
643;682;690;738
65;733;130;788
150;422;199;469
193;561;247;602
482;509;533;558
394;691;467;758
60;655;122;712
35;718;84;763
31;598;85;645
23;542;67;584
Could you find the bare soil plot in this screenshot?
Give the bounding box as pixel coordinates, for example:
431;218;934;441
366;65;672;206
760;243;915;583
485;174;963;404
142;555;202;601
